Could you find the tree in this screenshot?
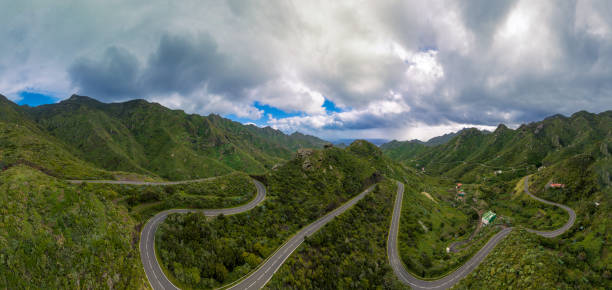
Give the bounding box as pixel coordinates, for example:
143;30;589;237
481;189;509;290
214;263;228;282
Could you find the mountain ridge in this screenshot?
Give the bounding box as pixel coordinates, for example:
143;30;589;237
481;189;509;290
2;94;329;180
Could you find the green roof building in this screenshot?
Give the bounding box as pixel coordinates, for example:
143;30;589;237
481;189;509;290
482;211;496;225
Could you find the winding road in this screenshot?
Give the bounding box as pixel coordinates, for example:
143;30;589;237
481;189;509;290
79;176;375;289
139;179;266;290
226;185;375;290
73;173;574;289
387;176;576;289
68;177;217;185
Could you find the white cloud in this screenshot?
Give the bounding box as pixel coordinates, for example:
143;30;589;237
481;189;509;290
1;0;612;141
152;91;263;119
249;78;326;115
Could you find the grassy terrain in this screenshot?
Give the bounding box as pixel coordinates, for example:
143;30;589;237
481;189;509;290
22;95;327;180
0;122;113;180
382;111;611;183
397;175;494;278
265;180;404;289
454;229;570;289
480;177;568;231
86;172;256;222
155;142;413;288
455;151;611;289
0;165;146;289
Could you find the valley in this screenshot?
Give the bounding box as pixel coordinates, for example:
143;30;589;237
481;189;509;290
0;95;609;289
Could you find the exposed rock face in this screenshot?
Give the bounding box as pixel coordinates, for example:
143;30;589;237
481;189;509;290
534;123;544;134
296;149;315;170
552;135;561;147
297;148;314;158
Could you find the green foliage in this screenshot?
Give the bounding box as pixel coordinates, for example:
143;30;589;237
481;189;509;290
89;172;256;222
265;180;404;289
156;145;404;288
397;176;500;278
455;149;611;289
0;122;113;179
21;95;327;180
455;229;567;289
477;177;569;230
382;111;611;182
0;166;145;289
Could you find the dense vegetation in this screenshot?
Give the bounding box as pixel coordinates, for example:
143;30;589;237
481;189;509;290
156;142;411;288
266;180;403;289
382;111;611;183
397;175;499;278
0;166;145;289
21;95;327;180
88;172;256;221
455;138;611;288
0;94;114;179
1;90;609;289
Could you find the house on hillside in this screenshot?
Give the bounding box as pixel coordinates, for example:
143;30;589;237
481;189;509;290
482;211;496;225
550;183;565;188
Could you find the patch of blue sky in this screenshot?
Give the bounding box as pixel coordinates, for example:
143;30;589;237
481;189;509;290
418;45;438;52
323;98;342;113
254;102;303;119
226;98;342;126
17;91;58;107
224;114;269;127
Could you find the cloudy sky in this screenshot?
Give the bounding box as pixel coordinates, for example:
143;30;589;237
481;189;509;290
2;0;611;141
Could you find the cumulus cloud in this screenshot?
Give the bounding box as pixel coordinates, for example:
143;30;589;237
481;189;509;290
1;0;612;140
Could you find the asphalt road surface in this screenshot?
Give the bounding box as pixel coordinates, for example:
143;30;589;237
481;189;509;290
522;176;576;238
140;179;266;290
67;177;217;185
387;176;575;289
74;173;575;289
226;185;375;290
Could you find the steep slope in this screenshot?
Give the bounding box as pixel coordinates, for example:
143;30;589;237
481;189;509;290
380;140;429;164
155;139;417;288
20;95;327;180
383;111;611;182
0;165;145;288
0;95;112;179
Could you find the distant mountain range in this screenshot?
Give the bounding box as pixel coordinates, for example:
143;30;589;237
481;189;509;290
332;138;391;147
0;94;328;180
381;111;611;182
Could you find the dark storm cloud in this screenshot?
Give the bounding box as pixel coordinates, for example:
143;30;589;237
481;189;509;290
142;34;226;96
3;0;612;140
69;32;270;102
69;47;141;100
458;0;517;44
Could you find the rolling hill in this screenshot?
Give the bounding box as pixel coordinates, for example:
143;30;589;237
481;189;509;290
382;111;611;182
1;94;328;180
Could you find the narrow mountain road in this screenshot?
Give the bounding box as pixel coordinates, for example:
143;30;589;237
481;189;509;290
72;176;374;289
388;175;576;289
67;177;217;185
522;177;576;238
226;185;375;290
140;179;266;290
447;207;482;253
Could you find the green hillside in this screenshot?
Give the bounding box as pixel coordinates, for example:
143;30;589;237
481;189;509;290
156;140;416;288
1;89;610;289
0;165;145;289
0;94;328;180
382;111;611;183
0;95;114;179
